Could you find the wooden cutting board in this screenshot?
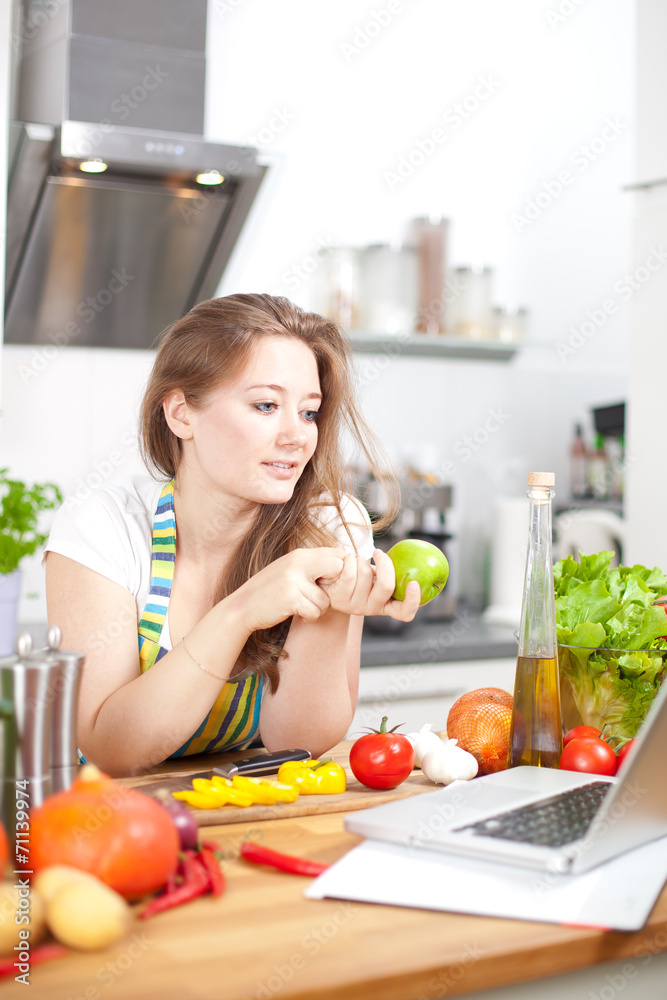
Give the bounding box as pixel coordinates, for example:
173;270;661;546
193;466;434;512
119;741;438;827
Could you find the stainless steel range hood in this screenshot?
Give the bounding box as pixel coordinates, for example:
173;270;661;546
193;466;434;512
5;0;269;349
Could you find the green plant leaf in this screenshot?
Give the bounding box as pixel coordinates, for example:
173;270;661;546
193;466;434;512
0;468;63;575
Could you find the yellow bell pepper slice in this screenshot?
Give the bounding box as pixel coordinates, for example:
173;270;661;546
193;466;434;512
173;781;253;809
277;758;346;794
277;759;321;793
172;790;225;810
232;775;300;804
211;775;234;791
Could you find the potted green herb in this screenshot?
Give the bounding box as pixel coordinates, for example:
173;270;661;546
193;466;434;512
0;469;62;655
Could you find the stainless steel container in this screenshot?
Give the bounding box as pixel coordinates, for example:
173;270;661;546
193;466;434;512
47;629;85;794
0;628;84;855
1;633;60;850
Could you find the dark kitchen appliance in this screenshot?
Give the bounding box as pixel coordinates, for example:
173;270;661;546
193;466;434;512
362;477;458;634
592;402;625;438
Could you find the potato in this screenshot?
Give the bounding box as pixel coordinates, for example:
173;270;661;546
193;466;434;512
33;865;101;902
0;881;47;956
46;879;131;951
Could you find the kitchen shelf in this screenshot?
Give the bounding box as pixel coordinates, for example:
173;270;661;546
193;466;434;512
347;332;519;361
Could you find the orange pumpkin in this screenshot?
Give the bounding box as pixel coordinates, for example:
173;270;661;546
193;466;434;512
0;821;9;872
29;765;180;901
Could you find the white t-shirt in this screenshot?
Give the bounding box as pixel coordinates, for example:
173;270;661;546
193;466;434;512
45;473;375;649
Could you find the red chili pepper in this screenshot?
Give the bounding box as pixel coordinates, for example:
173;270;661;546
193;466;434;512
201;839;221;852
198;846;226;897
240;841;330;877
0;942;68;978
139;850;209;919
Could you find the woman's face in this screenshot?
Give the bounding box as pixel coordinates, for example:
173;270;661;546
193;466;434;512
179;335;322;506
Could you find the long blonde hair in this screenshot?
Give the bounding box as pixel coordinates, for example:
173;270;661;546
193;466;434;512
140;293;397;690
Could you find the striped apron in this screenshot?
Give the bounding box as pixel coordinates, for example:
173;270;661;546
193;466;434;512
137;480;264;757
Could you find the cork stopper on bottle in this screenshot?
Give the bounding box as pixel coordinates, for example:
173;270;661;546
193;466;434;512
527;472;555;487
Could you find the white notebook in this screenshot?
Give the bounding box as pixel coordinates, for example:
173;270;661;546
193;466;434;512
306;832;667;931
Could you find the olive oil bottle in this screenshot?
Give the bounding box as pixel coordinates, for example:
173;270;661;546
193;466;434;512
508;472;563;768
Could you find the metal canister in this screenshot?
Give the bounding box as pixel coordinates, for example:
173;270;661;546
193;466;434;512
46;626;85;793
0;633;61;853
0;627;85;857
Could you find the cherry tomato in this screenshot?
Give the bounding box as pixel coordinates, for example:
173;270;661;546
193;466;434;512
616;739;637;767
559;736;617;777
349;716;415;790
563;725;602;747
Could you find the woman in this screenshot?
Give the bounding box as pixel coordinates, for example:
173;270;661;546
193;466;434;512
45;294;420;776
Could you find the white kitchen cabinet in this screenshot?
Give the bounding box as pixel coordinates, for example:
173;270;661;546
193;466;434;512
347;657;516;738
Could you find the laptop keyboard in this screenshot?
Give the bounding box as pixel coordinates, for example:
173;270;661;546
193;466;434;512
454;781;612;848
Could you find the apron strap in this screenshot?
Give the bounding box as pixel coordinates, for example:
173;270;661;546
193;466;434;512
138;480;176;671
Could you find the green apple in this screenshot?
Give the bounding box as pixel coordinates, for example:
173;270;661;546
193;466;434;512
386;538;450;606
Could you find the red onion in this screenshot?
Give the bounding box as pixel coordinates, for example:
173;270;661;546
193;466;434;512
156;792;199;851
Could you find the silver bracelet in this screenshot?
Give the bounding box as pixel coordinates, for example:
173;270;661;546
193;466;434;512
181;636;225;681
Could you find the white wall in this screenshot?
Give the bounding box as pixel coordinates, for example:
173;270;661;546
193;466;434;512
1;0;634;620
625;0;667;570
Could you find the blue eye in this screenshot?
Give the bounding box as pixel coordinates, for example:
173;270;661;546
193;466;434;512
303;410;320;423
255;402;276;413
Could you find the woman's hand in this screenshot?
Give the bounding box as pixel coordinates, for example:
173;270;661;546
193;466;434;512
230;547;347;632
319;547;421;622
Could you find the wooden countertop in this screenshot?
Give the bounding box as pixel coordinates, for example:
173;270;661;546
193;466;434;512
11;745;667;999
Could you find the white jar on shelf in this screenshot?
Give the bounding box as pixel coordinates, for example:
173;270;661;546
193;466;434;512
312;245;361;331
357;243;419;335
492;306;527;343
448;265;494;339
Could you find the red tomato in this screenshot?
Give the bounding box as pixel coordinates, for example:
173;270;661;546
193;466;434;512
616;739;637;767
349;717;415;790
653;600;667;640
563;725;602;747
559;737;617;777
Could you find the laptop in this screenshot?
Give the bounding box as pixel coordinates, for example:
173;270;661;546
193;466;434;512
346;675;667;875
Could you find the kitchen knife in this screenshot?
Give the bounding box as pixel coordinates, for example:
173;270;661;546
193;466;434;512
192;747;311;780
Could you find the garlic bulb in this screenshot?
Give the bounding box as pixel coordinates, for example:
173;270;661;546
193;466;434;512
405;723;444;768
421;738;478;785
